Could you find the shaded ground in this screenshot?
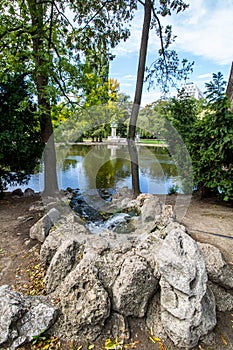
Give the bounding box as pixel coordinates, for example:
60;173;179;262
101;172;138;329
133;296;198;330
0;192;232;349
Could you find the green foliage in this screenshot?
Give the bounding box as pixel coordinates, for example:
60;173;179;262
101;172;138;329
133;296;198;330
145;0;194;93
163;73;233;201
32;330;47;345
168;184;179;195
190;73;233;200
0;0;134;106
0;74;43;195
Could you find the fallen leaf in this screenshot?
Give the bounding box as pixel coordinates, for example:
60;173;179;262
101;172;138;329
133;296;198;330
220;333;227;345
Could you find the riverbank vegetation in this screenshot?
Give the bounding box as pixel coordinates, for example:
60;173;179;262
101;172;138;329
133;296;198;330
0;1;232;201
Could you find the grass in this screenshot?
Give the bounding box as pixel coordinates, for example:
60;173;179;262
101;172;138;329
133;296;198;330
139;139;166;145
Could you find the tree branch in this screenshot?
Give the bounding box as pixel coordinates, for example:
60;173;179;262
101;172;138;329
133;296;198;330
48;0;54;51
53;2;75;30
151;6;166;62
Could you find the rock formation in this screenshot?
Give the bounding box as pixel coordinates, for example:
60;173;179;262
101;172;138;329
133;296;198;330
1;192;232;349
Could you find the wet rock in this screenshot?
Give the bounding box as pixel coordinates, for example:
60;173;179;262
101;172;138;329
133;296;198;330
12;188;23;197
24;188;35;197
0;285;57;350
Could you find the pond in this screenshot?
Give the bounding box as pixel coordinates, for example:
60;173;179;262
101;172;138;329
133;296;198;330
8;143;181;195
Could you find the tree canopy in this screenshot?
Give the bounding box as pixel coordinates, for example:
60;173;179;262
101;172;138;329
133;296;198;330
0;74;43;195
0;0;136;194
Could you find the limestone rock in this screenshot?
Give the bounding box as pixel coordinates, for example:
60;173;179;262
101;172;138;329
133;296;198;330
56;262;110;341
112;254;158;317
159;227;208;295
30;208;61;242
140;195;162;223
0;285;57;349
146;292;167;340
158;229;216;348
135;232;162;275
208;281;233;312
40;220;88;267
198;243;233;289
160;285;215;349
44;239;83;293
35;192;221;348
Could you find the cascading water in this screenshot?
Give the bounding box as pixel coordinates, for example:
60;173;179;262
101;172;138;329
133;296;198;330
69;188;137;234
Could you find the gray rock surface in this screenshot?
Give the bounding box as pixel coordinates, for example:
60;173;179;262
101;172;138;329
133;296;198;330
112;254;158;317
30;208;61;242
56;262;110;340
198;242;233;289
44;239;83;293
35;192;230;348
208;281;233;312
158;229;216;348
40;218;87;267
0;285;57;349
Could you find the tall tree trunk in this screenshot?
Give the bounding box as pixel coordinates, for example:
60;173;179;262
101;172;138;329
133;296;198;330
127;0;151;197
27;0;59;196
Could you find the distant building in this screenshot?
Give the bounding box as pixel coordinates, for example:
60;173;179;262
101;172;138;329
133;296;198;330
226;62;233;111
180;82;203;99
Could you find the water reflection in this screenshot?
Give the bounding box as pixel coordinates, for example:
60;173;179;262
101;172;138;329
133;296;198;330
7;144;181;194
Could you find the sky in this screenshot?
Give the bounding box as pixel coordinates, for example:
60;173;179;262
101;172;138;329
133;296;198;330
109;0;233;106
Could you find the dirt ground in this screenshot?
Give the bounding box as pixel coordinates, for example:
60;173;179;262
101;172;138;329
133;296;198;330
0;192;232;349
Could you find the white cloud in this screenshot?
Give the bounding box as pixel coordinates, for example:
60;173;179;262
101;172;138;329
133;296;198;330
170;0;233;65
197;73;213;80
120;83;134;87
113;0;233;65
141;90;162;107
123;74;136;80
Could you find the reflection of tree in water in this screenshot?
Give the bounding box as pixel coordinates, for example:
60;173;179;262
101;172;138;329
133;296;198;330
55;145;92;171
62;159;78;171
96;159;131;189
82;145;131;190
138;146;178;179
54;144;180;192
67;145;92;157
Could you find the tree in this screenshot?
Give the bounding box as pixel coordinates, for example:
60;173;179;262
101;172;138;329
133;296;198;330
190;73;233;200
0;74;43;196
159;73;233;201
127;0;193;197
0;0;135;195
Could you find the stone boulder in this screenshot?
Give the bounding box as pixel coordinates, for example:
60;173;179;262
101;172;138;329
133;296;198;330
0;285;57;350
198;243;233;289
30;208;61;242
156;228;216;348
112;254;159;317
40;217;87;267
24;188;35;197
208;281;233;312
54;262;110;341
37;192;220;348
